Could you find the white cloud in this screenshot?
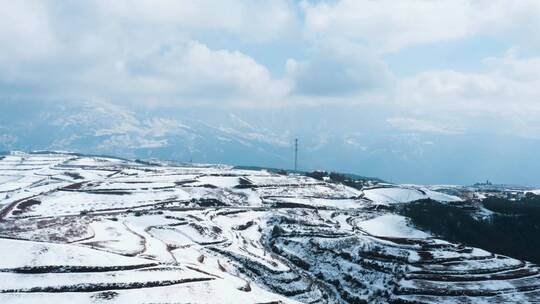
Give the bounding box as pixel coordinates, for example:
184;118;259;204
70;40;292;105
0;1;55;59
484;49;540;81
399;70;500;104
301;0;540;53
398;51;540;113
302;0;473;52
286;41;392;96
392;50;540;138
0;1;297;106
144;41;291;101
0;1;57;86
92;0;298;41
0;0;539;119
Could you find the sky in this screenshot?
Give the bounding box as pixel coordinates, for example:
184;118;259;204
1;0;540;185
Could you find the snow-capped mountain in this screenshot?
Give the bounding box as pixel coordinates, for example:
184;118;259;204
0;100;293;167
2;100;540;186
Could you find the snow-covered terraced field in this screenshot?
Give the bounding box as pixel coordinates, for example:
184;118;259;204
0;152;538;303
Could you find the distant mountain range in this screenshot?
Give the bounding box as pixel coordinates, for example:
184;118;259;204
1;100;540;186
0;100;292;166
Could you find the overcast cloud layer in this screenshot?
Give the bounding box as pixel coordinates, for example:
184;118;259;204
1;0;540;184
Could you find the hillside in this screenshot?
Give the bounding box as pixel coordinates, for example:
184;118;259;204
0;152;539;303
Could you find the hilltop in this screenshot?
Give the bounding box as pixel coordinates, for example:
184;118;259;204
0;152;539;303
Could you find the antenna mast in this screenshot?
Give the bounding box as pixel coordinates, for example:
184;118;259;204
294;138;298;172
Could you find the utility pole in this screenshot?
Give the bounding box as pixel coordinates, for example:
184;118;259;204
294;138;298;172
